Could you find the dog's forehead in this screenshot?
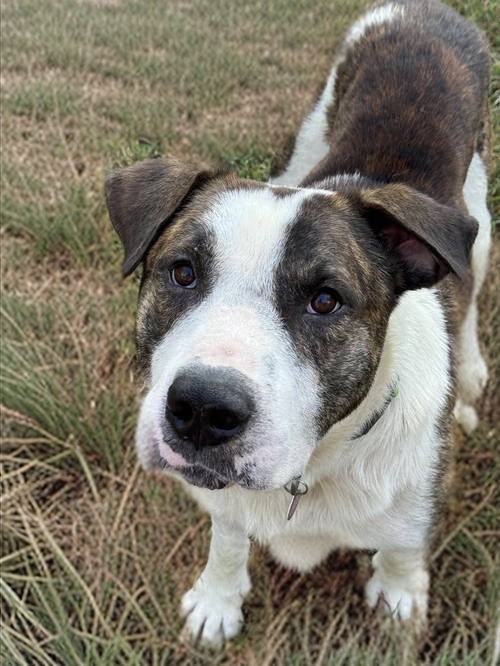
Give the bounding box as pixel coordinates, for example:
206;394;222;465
201;184;346;287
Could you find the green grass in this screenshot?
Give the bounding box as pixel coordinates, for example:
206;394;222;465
3;82;81;121
2;181;110;266
1;0;499;664
1;285;137;472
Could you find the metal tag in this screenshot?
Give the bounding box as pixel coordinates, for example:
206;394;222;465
284;476;308;520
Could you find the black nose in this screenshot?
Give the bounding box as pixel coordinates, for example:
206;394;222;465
165;367;254;449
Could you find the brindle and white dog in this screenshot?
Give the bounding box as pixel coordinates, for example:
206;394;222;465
105;0;491;648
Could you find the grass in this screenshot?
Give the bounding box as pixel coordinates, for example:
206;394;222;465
1;0;499;664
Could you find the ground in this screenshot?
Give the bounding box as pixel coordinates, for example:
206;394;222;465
1;0;499;664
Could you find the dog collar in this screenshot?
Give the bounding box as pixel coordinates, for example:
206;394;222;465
352;383;399;439
282;384;398;521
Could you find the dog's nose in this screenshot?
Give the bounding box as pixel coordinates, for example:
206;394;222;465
165;368;254;448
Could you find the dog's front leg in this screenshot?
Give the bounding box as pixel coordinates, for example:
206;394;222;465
365;548;429;622
181;516;251;648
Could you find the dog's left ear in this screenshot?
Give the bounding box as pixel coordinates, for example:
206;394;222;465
357;184;478;292
105;158;218;277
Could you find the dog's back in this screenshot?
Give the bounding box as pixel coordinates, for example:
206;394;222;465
302;0;490;205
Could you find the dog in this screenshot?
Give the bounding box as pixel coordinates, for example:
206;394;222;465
105;0;491;648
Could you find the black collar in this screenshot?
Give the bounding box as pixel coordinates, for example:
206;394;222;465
352;384;399;439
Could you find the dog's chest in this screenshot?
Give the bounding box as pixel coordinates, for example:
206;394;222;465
251;482;364;547
191;462;424;552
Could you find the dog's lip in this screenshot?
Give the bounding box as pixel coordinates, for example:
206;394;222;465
160;457;233;490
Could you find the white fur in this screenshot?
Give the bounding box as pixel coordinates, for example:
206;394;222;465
365;550;429;620
345;3;404;45
454;152;491;432
181;519;250;647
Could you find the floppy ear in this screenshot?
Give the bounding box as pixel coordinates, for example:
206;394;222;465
105;158;217;277
357;184;478;292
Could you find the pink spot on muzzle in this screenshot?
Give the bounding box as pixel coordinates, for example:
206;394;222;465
159;442;187;468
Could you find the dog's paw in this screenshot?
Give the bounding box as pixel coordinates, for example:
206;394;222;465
181;577;247;648
454;399;479;435
458;354;488;404
365;568;428;622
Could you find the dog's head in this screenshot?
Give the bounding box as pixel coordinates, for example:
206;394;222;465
106;158;476;491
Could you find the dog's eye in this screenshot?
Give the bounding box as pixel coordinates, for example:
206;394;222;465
171;262;197;288
307;289;342;315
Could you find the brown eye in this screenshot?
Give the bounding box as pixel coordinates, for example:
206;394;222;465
172;262;196;288
307;289;341;315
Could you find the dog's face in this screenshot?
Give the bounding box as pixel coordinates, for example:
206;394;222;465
106;159;476;491
133;182;394;491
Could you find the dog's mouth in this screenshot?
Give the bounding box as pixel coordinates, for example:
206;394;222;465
155;429;298;492
158;452;277;491
157;433;251;490
179;465;231;490
159;457;233;490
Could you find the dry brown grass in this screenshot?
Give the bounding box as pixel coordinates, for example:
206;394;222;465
1;0;498;664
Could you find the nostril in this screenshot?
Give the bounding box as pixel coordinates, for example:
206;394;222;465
169;400;193;424
208;408;240;432
166;397;196;438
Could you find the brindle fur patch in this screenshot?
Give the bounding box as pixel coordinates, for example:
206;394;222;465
275;194;396;434
301;0;489;210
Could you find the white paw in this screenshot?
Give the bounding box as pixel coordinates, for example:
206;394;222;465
365;568;428;621
458;354;488;404
454;399;479;435
181;576;248;648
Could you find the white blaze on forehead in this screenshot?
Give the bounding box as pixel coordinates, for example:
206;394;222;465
149;185;329;388
161;185;320;378
203;186;314;291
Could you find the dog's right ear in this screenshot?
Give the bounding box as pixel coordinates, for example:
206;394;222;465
105;158;217;277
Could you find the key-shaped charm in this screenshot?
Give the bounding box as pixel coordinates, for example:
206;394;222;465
284;476;308;520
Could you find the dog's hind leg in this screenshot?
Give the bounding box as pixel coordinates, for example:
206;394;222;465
365;548;429;622
180;517;251;648
454;152;491;434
